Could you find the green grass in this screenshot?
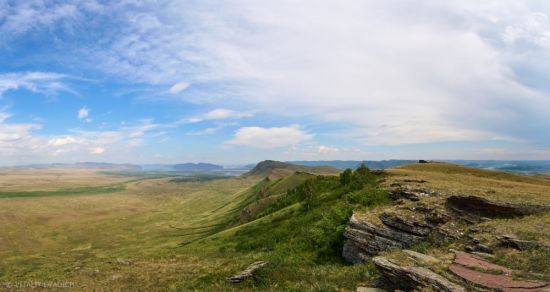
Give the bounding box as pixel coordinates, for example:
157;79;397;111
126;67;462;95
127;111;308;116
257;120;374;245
3;162;548;290
0;184;126;199
0;166;390;291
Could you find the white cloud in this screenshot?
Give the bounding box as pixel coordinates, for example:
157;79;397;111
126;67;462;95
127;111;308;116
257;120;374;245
0;111;168;164
186;108;253;123
48;136;80;146
90;147;105;154
78;107;90;120
186;122;238;136
76;1;550;148
226;125;313;148
169;81;190;94
0;71;71;96
0;1;101;42
283;145;369;161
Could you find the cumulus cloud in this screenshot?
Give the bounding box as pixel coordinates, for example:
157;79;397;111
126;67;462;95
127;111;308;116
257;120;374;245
0;110;167;163
226;125;313;148
77;106;90;122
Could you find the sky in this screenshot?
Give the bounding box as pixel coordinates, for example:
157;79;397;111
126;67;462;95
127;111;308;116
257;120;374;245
0;0;549;165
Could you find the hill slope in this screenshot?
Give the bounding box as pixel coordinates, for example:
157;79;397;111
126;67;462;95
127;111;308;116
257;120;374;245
243;160;340;179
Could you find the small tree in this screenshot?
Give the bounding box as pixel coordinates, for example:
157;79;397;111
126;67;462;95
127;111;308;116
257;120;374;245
299;180;317;211
355;163;370;176
339;168;352;186
350;163;372;190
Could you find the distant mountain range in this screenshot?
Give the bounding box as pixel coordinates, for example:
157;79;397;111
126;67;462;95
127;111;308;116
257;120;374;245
173;163;224;171
6;160;550;174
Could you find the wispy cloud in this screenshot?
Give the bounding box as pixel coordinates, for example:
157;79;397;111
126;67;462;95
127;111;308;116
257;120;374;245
168;81;190;94
186;122;238;136
2;1;550;162
0;71;73;97
185;108;253;123
226;125;313;148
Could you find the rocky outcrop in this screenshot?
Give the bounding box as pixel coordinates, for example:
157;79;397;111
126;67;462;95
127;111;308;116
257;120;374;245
343;203;452;262
342;214;424;263
446;195;550;219
372;257;466;292
227;261;269;283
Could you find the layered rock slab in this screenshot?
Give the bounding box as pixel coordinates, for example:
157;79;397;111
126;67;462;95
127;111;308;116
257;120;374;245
373;257;466;292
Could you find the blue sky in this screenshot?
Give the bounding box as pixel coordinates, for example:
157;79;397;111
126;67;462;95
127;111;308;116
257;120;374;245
1;1;549;165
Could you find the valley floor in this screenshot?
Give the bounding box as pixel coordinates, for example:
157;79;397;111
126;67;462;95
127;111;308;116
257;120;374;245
0;169;371;291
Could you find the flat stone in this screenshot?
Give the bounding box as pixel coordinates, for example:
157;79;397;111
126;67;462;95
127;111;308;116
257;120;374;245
227;261;269;283
452;251;512;275
449;264;548;291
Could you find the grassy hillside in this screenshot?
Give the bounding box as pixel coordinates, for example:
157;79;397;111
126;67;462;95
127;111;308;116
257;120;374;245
0;164;390;291
243;160;340;179
1;162;548;290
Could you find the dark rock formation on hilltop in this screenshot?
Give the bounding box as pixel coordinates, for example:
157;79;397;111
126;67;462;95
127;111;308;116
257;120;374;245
446;195;550;220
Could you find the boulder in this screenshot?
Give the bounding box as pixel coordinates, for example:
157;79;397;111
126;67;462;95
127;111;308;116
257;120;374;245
373;257;465;292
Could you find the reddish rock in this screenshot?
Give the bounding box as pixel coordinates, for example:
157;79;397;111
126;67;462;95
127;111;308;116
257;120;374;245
453;251;512;275
449;264;548;291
